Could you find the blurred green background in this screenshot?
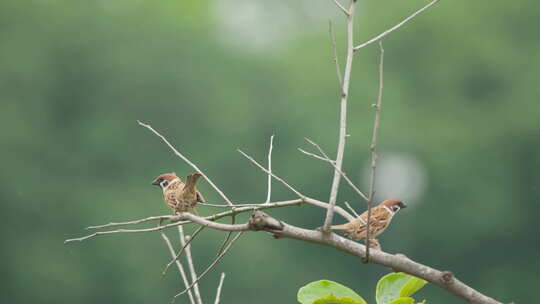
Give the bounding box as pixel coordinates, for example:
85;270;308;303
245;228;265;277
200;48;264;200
2;0;538;303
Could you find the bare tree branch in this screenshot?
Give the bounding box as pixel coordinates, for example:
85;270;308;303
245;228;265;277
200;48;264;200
266;135;274;204
325;0;357;231
69;210;505;304
297;148;331;163
137;120;234;207
299;146;369;202
353;0;441;51
173;232;244;301
214;272;226;304
365;41;385;263
175;212;508;304
331;0;350;16
238;149;305;199
238;149;354;221
160;231;196;304
99;201;303;229
162;226;206;278
87;215;174;230
65;198;354;243
329;21;342;88
215;216;236;258
304;197;354;221
65;220;184;243
167;211;505;304
304;137;333;161
252;214;503;304
304;138;369;201
64;216;245;243
343;201;359;217
198;202;277;208
180;213;249;232
179;227;203;304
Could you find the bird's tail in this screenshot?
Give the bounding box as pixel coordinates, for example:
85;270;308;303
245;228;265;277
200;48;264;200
185;173;202;190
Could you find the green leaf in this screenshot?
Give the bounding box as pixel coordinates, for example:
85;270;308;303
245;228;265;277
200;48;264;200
400;276;427;298
388;297;415;304
312;293;365;304
376;273;428;304
298;280;366;304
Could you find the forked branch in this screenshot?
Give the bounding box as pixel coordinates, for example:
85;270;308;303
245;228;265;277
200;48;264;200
324;0;358;231
365;41;385;262
353;0;441;51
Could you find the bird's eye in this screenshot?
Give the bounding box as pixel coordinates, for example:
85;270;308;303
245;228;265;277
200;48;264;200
162;180;169;187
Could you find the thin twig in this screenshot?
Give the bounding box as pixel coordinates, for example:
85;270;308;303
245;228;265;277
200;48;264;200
180;213;249;232
198;202;269;208
137;120;234;207
66;198;354;243
160;231;196;304
329;21;343;88
297;148;331;163
353;0;440;51
179;227;203;304
173;232;244;301
304;197;354;221
365;41;385;263
332;0;350;16
215;215;236;257
77;200;299;231
324;0;357;231
299;147;369;202
214;273;226;304
65;214;247;243
343;201;359;217
162;226;205;278
65;221;184;243
305;137;332;161
87;215;174;230
266;135;274;204
238;149;305;199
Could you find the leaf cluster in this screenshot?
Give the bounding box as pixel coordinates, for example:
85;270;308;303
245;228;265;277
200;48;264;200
298;273;427;304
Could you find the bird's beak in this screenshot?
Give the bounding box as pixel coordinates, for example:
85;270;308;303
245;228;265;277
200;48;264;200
400;202;408;209
151;179;160;186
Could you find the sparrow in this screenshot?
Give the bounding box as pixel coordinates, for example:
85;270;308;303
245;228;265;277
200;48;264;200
151;172;205;214
330;198;407;248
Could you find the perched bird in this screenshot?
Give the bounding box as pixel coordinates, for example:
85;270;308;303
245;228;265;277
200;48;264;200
151;172;205;214
330;198;407;249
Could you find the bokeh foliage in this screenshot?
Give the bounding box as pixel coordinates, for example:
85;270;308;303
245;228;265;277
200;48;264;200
1;0;538;303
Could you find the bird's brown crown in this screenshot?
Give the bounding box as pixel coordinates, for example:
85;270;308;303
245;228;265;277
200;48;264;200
151;173;180;189
154;173;178;181
380;198;407;212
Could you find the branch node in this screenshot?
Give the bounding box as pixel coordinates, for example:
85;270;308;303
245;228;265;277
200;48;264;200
441;271;455;285
248;211;283;231
320;226;332;234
